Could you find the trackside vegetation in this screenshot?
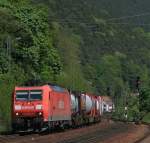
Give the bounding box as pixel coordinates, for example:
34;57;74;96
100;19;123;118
0;0;150;130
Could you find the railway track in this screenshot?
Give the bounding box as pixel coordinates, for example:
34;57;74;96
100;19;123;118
57;122;130;143
134;135;150;143
134;125;150;143
0;135;19;143
0;133;38;143
0;120;149;143
0;120;111;143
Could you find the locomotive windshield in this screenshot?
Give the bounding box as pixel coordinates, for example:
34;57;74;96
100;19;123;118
16;90;42;101
30;91;42;100
16;91;28;101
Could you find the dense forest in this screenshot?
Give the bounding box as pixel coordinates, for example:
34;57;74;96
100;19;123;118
0;0;150;129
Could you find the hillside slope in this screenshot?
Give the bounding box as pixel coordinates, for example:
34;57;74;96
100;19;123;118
37;0;150;93
0;0;150;127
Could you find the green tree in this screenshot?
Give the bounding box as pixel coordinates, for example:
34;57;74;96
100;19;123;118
95;53;124;96
54;27;93;91
140;88;150;113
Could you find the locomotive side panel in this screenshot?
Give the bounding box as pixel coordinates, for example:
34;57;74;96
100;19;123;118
48;91;71;121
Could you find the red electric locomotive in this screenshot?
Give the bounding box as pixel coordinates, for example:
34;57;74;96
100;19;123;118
12;84;71;131
12;84;102;132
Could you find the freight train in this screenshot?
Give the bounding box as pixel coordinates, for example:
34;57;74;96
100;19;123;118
12;84;103;132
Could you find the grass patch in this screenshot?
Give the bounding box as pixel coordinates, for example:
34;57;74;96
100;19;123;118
0;119;8;133
142;112;150;123
0;124;6;133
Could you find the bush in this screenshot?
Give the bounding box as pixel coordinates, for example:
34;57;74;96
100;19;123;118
142;112;150;123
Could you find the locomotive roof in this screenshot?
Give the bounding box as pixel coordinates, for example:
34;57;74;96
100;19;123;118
15;84;68;93
49;85;66;92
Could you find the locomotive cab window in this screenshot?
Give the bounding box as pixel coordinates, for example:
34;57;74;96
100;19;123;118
15;90;42;101
30;90;42;100
16;91;29;101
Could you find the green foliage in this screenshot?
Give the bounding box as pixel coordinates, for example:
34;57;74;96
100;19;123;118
140;88;150;113
95;53;124;95
0;68;26;129
0;0;62;82
13;1;61;82
37;0;150;96
0;0;62;129
142;113;150;123
0;0;150;129
112;95;141;122
54;28;93;91
127;96;141;122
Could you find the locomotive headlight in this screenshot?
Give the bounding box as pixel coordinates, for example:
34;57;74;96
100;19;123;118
36;104;42;110
15;105;21;110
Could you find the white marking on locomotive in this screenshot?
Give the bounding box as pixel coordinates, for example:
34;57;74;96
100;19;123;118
22;106;34;110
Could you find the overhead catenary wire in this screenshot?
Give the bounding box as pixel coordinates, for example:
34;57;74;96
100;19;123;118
107;23;150;26
50;20;150;26
49;11;150;26
106;12;150;21
52;11;150;22
50;20;150;27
